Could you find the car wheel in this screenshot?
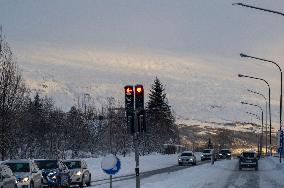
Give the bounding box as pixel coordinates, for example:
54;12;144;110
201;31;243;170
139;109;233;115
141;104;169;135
255;166;258;171
79;177;84;188
86;175;91;187
14;184;17;188
30;181;34;188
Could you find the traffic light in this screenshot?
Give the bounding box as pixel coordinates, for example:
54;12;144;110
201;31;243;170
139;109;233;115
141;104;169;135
135;85;144;109
125;85;134;134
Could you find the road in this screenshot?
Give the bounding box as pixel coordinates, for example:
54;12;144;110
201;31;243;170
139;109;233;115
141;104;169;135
224;158;284;188
92;160;210;186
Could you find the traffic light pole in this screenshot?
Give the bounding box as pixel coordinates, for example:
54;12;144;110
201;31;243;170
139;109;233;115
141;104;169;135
134;110;140;188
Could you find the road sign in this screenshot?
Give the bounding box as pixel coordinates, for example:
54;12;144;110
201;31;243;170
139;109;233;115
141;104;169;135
101;154;121;175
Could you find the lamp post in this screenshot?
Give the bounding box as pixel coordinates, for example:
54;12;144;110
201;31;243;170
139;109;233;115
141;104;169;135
238;74;272;154
241;53;282;131
241;101;264;157
247;89;268;155
245;111;261;155
232;3;284;17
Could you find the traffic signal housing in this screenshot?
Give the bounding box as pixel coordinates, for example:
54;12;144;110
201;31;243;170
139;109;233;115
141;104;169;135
125;85;134;134
135;85;144;109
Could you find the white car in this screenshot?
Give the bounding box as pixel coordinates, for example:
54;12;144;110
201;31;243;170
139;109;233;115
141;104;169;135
201;149;216;161
63;160;91;188
178;151;197;166
2;160;42;188
0;165;17;188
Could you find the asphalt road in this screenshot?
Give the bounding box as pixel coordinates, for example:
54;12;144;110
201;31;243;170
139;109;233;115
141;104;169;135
92;160;210;186
224;163;260;188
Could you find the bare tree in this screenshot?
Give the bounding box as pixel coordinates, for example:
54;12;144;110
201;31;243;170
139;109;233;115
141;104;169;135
0;31;28;160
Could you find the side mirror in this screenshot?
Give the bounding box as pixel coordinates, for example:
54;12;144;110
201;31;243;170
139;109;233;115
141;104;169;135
3;174;11;179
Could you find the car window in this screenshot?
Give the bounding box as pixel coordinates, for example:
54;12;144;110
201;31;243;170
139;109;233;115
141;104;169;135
220;150;230;154
243;152;255;158
34;160;58;170
4;163;30;173
181;153;192;156
63;161;81;169
203;150;211;153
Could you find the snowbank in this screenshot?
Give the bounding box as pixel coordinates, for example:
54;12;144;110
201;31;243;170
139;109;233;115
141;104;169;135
85;153;179;180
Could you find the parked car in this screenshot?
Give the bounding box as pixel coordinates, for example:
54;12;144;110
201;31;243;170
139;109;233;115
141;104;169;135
34;160;70;188
239;151;258;171
2;160;42;188
63;160;91;188
178;151;197;166
218;149;232;160
0;165;17;188
201;149;216;161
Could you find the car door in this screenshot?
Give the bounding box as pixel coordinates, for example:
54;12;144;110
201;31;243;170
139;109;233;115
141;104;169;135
31;163;41;188
2;167;15;188
81;161;90;182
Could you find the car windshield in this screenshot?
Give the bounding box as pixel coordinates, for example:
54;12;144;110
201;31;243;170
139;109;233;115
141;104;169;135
203;149;211;153
35;160;58;170
220;150;230;154
181;153;192;156
5;163;30;173
243;152;255;158
63;161;81;169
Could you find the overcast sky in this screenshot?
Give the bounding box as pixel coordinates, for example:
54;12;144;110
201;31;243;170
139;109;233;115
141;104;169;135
1;0;284;126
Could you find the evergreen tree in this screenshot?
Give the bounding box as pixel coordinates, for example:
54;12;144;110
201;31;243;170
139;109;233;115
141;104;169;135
146;77;179;152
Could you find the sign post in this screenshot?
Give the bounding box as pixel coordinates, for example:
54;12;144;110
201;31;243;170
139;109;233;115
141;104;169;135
101;154;121;188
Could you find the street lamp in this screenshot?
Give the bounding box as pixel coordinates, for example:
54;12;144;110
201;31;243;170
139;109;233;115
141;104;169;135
247;89;268;155
241;101;264;157
232;3;284;17
245;111;261;155
238;74;272;154
241;53;282;133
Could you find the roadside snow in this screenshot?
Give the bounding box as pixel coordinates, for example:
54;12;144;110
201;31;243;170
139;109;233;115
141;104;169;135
85;153;180;180
259;157;284;187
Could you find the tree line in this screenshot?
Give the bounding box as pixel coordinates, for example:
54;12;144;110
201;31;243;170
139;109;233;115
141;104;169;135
0;33;179;160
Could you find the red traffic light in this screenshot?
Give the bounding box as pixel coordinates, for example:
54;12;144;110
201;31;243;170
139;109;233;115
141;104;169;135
135;85;143;93
125;86;133;95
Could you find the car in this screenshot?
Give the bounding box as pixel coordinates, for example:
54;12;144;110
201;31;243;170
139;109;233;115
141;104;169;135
0;165;17;188
34;160;70;188
63;160;91;188
178;151;197;166
201;149;216;161
218;149;232;160
239;151;258;171
2;160;42;188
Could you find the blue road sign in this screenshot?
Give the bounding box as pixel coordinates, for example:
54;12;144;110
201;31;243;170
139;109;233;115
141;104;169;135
101;154;121;175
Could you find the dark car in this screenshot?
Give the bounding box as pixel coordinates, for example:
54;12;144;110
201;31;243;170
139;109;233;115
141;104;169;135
239;151;258;171
218;149;232;160
34;160;70;188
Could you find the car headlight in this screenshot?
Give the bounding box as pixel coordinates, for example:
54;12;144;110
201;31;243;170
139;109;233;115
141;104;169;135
201;155;203;157
227;154;231;155
75;171;82;176
189;158;193;161
219;154;222;155
22;177;29;182
52;176;57;180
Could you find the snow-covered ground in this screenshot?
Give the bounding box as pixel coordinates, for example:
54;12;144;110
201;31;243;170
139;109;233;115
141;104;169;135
86;153;179;180
92;156;284;188
86;152;202;181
